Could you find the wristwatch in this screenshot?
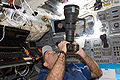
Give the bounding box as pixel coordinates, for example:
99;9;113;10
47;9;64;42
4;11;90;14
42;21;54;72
56;51;66;56
60;51;66;56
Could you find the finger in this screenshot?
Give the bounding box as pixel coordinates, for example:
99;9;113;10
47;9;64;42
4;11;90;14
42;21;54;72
58;41;69;50
58;41;62;47
58;41;68;47
63;41;69;44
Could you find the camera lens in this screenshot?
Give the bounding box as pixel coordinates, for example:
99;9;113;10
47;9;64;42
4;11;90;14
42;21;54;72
64;4;79;24
64;4;79;42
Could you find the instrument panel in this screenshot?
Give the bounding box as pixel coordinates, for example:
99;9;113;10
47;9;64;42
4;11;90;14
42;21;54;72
66;6;120;64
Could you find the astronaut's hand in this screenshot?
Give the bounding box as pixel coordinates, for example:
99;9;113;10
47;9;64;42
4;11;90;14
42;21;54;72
72;42;85;55
58;41;69;53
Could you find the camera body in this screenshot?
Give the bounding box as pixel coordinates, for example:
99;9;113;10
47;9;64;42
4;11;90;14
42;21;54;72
67;43;79;52
64;5;80;52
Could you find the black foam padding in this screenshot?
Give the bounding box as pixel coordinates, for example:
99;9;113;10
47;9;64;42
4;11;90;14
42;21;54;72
0;25;30;48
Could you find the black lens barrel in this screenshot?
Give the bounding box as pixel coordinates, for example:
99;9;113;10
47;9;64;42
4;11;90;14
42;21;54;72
64;4;79;42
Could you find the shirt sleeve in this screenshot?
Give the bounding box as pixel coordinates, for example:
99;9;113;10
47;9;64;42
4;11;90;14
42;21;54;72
80;65;91;80
38;69;49;80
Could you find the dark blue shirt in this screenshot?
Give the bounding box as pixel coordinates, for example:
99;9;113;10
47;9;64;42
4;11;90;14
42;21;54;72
38;63;91;80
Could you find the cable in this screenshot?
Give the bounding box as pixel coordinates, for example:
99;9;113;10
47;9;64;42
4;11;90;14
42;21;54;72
13;0;27;21
13;0;19;13
13;0;24;17
25;65;35;79
1;11;8;22
23;0;35;15
15;65;30;77
20;0;24;9
0;25;5;42
12;0;33;27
